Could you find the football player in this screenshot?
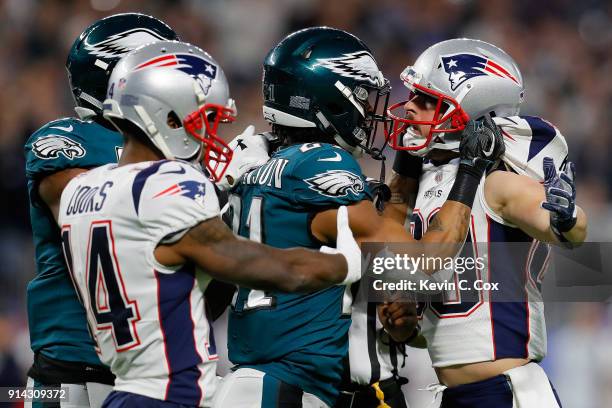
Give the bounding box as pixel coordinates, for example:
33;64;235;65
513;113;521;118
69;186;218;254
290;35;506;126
57;40;362;408
385;39;587;407
23;13;178;407
212;27;505;408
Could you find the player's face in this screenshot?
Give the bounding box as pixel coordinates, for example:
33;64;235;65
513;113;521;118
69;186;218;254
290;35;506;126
402;92;438;140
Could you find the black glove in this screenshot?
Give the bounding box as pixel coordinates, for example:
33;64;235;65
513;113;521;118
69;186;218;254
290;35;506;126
366;177;391;212
459;114;505;175
448;115;505;207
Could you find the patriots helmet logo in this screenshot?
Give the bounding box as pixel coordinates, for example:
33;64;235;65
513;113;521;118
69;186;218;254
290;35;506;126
316;51;385;86
441;53;520;91
32;136;86;160
306;170;365;197
134;53;218;96
84;28;168;59
154;180;207;205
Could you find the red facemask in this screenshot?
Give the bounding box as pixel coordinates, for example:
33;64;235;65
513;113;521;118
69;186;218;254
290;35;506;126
184;103;236;182
385;82;470;153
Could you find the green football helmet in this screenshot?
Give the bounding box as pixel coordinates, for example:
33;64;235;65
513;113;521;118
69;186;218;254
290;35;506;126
262;27;390;157
66;13;179;119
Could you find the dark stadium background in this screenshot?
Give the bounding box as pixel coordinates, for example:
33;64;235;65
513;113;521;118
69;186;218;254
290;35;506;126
0;0;610;406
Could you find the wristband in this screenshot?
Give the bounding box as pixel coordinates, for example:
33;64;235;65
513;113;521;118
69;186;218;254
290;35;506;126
392;150;422;179
447;163;483;208
319;246;361;285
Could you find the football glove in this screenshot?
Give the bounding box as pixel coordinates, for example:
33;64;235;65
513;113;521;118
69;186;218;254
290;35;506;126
459;114;505;174
366;177;391;212
215;125;271;191
541;157;577;243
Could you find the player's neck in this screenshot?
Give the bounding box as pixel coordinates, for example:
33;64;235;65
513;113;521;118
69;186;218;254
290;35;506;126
118;137;164;166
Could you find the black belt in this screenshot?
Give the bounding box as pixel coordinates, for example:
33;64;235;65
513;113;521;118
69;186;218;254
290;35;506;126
335;377;408;408
28;352;115;385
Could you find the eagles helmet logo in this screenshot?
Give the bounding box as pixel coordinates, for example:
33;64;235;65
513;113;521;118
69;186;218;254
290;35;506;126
316;51;384;86
32;136;86;160
85;28;168;59
306;170;365;197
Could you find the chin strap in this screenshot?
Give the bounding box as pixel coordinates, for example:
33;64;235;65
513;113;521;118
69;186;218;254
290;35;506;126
133;105;175;160
74;106;97;120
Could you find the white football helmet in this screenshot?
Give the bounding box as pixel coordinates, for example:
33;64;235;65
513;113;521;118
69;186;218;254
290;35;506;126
386;38;524;156
103;40;237;181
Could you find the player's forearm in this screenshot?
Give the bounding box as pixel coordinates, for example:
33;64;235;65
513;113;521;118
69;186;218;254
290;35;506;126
280;248;348;291
206;241;346;293
179;217;345;292
416;201;471;271
383;172;417;226
417;161;483;267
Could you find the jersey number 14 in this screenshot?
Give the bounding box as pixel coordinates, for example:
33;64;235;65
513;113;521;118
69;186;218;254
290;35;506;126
61;221;141;351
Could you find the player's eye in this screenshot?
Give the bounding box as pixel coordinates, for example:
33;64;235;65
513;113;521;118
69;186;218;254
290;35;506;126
410;91;438;110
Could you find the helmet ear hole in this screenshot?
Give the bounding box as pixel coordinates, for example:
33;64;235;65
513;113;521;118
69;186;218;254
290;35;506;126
166;111;182;129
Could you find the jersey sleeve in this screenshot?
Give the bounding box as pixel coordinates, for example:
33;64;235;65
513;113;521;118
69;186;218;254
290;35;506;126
24;118;121;181
136;161;220;245
288;145;373;207
496;115;568;182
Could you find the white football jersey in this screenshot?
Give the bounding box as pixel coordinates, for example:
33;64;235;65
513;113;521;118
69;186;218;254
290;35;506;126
58;160;220;407
410;115;567;367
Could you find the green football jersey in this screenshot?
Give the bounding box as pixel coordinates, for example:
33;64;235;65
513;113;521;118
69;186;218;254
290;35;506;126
24;117;122;365
228;142;372;405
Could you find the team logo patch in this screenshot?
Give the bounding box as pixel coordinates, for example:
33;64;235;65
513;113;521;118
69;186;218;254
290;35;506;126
441;53;519;91
85;28;168;59
316;51;384;86
153;180;206;204
306;170;364;197
32;136;86;160
134;53;218;95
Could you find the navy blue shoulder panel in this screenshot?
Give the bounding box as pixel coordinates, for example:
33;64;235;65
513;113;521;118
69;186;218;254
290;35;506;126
523;116;556;162
131;160;169;215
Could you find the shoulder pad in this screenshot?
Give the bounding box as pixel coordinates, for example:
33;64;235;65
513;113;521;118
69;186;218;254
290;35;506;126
283;143;372;206
25;118;122;180
496;116;568;182
136;161;219;242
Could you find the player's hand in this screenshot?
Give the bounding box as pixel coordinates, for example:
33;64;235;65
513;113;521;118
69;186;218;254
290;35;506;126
541;157;577;236
215;125;270;191
366;177;391;212
378;301;418;343
320;206;362;285
459;114;505;174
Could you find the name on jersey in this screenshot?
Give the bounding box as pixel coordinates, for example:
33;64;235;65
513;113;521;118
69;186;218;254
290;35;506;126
423;188;444;199
65;182;113;216
241;158;290;189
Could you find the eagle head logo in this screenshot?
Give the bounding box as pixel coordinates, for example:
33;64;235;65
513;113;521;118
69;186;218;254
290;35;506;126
306;170;364;197
85;28;168;59
316;51;385;86
32;136;86;160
